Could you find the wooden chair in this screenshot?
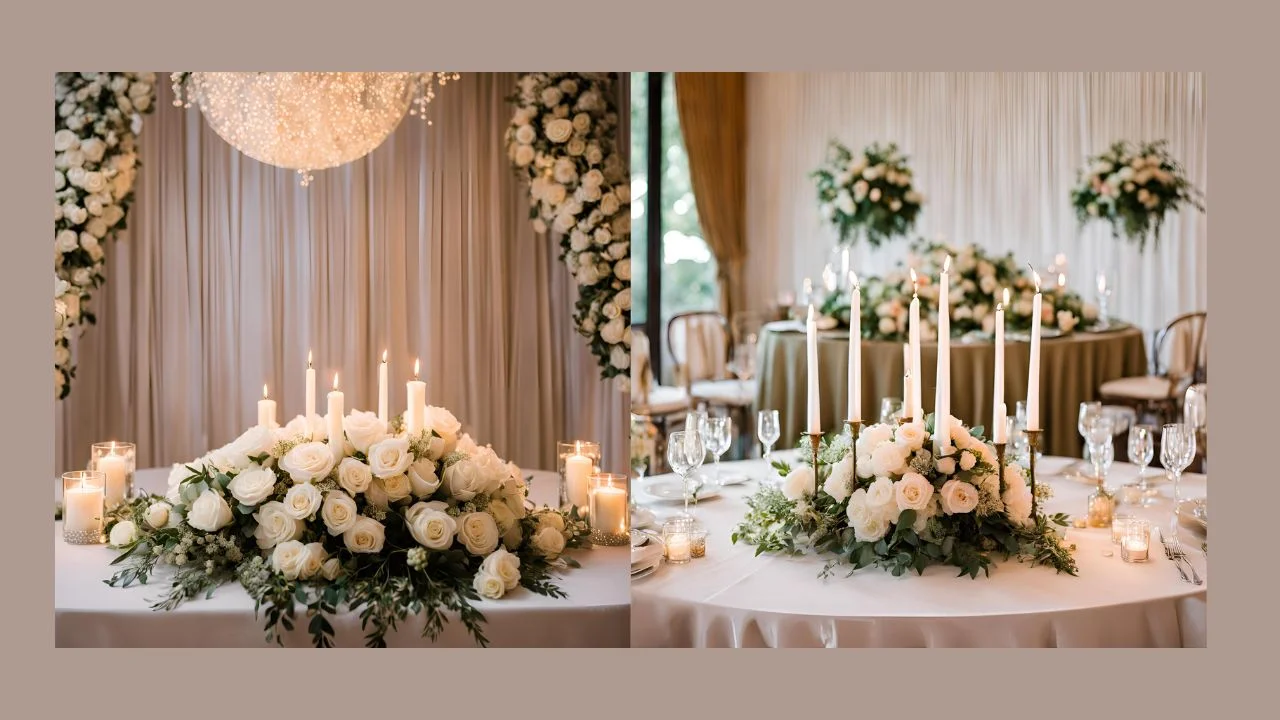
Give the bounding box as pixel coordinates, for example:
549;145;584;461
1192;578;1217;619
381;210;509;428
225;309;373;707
631;329;691;434
666;311;756;450
1099;312;1207;427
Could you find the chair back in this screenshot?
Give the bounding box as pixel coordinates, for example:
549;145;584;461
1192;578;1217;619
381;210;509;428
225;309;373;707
1153;312;1207;391
631;329;655;406
730;310;770;347
667;311;731;388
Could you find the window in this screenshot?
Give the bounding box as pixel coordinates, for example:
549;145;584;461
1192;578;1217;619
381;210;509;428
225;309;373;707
630;72;720;381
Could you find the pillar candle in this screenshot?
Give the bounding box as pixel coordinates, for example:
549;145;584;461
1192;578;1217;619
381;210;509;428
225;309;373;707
565;446;593;509
908;270;923;422
590;482;628;535
377;350;389;424
98;452;129;508
1027;270;1043;432
993;288;1008;442
258;384;276;429
805;304;820;434
934;257;951;454
406;358;426;436
327;374;344;460
63;482;103;535
847;274;861;422
305;350;316;431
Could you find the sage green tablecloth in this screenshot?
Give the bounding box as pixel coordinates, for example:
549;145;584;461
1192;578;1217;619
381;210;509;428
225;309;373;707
755;322;1148;457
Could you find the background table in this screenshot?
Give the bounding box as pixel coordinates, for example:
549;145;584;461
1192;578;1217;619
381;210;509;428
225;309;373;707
56;468;628;648
755;322;1148;457
631;453;1206;648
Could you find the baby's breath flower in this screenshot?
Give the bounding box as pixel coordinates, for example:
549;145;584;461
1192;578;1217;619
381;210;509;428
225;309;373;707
406;547;428;570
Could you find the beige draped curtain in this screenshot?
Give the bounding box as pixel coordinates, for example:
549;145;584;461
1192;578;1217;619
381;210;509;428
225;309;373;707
674;72;747;321
54;73;628;476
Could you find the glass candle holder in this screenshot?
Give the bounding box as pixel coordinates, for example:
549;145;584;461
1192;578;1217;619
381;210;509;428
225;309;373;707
556;441;601;511
662;517;694;564
90;441;136;509
1120;519;1151;562
588;473;629;546
1086;485;1115;529
62;471;105;544
1119;483;1143;506
689;527;708;559
1111;514;1135;545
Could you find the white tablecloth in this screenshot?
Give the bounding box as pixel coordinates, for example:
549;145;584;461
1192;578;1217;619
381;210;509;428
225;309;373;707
56;468;628;647
631;453;1207;648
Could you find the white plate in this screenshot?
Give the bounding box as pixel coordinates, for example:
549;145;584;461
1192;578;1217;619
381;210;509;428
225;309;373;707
641;479;722;503
1178;498;1208;534
630;561;660;581
631;506;656;530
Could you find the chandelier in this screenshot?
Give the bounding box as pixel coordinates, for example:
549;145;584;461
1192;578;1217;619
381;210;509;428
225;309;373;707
171;72;459;185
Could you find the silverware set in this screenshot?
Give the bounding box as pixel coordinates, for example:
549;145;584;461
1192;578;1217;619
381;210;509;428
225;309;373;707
1157;527;1203;585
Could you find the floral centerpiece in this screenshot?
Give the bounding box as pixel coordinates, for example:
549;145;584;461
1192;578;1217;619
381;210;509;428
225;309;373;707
104;407;589;648
732;416;1076;579
54;72;157;399
1070;140;1204;251
812;140;925;248
824;240;1095;341
507;72;631;386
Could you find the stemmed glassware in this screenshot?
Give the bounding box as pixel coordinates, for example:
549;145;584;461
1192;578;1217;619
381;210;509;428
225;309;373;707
1184;384;1207;470
1078;401;1102;467
880;397;904;425
1009;401;1029;464
666;430;706;519
1127;424;1157;506
1095;271;1113;330
757;409;780;462
728;338;757;395
701;416;732;487
1084;415;1116;488
1161;424;1197;526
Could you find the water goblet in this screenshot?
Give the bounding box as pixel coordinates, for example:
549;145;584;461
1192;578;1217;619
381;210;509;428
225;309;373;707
1127;424;1157;507
701;416;732;487
666;430;706;519
1095;271;1113;330
879;397;904;425
757;409;780;462
1078;401;1102;467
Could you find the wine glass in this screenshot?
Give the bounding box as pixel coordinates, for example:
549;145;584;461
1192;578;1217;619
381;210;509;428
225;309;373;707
1184;385;1207;469
1161;423;1197;532
1095;271;1113;330
757;409;780;462
666;430;706;519
1078;401;1102;468
1084;415;1115;487
879;397;904;425
1127;424;1156;506
1009;411;1029;464
701;416;732;487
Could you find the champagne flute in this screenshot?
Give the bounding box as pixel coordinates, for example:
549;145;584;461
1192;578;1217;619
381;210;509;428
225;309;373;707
701;416;732;487
1078;401;1102;470
757;409;780;462
1095;271;1112;330
1161;423;1196;532
1128;424;1156;506
1084;415;1115;487
879;397;904;425
666;430;705;519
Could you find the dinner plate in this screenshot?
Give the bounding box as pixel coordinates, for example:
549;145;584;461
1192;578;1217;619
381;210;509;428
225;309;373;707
714;472;752;486
1177;498;1208;534
1080;319;1133;334
631;506;656;530
630;562;659;581
641;479;722;503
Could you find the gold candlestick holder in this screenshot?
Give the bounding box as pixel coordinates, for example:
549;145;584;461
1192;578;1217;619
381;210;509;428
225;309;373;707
1025;429;1043;519
801;431;822;481
845;420;863;480
993;441;1006;477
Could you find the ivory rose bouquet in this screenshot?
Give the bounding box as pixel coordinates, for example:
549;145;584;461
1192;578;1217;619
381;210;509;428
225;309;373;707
105;405;589;648
1070;140;1204;251
732;416;1076;579
813;140;924;248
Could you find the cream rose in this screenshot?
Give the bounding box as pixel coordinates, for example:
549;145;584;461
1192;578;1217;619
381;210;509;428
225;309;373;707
366;437;411;479
144;501;171;529
271;540;306;580
342;410;389;453
531;525;567;559
299;542;328;579
228;465;277;506
535;511;566;533
187;490;234;532
321;557;342;581
408;458;441;498
424;406;461;453
894;472;934;512
894;422;927;451
379;473;412;503
54;129;79;152
514;144;535;167
856;424;895;456
870;443;908;477
280;442;336;484
936;456;957;475
443;459;486;502
782;465;816;501
853;513;890;543
823;455;854;502
864;476;897;510
321;491;359;535
336;457;373;495
456;512;501;556
958;450;977;471
571;112;591;133
109;520;138;547
282;483;323;520
253;501;304;549
940;479;980;515
474;570;506;600
407;502;457;550
481;547;522;591
343;516;386;554
489;502;517;533
545;118;574;143
514;124;536;144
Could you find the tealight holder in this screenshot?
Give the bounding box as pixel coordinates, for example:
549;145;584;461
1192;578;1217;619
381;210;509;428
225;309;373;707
1119;483;1143;506
62;471;105;545
588;473;629;546
90;441;135;509
1086;483;1115;529
662;517;695;564
1120;519;1151;563
1110;514;1135;544
689;526;708;559
556;441;601;511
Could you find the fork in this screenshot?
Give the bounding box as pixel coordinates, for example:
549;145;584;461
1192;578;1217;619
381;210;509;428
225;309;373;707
1167;533;1204;585
1157;528;1191;584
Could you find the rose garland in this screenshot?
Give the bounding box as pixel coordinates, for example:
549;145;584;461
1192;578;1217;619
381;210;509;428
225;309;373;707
813;140;925;248
506;72;631;387
105;407;589;648
1070;140;1205;252
54;72;157;399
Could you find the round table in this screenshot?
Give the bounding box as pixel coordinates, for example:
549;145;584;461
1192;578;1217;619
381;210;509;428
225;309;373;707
630;453;1206;648
755;322;1148;457
55;468;629;648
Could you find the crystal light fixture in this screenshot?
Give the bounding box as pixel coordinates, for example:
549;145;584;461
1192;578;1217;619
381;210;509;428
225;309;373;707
170;72;459;186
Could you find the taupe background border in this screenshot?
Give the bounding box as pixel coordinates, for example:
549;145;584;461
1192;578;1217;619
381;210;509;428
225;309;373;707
4;0;1266;714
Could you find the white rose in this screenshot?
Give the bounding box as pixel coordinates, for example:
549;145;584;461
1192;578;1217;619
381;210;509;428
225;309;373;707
514;144;535;167
54;129;79;152
616;258;631;281
56;230;80;253
271;540;306;580
865;477;898;520
228;465;277;506
229;424;277;461
514;124;536;144
531;525;567;559
408;458;441;498
443;459;486;502
456;512;501;556
822;455;854;502
544;182;568;207
298;542;328;579
343;516;386;554
545;118;574;144
894;421;926;451
407;502;457;550
535;511;566;533
1057;310;1078;333
567;138;586;156
853;513;890;543
1001;471;1033;527
782;465;816;501
870;442;908;477
280;442;336;484
940;479;980;515
474;570;506;600
611;345;630;370
109;520;138;547
321;557;342;581
342;410;388;453
936;456;957;475
187;490;234;532
54;170;67;191
253;501;304;549
572;112;592;133
321;491;359;535
959;450;977;471
282;482;323;520
541;87;563;107
85;217;108;239
846;488;871;526
481;547;522;591
85;196;105;217
601;317;626;344
367;437;412;479
424;406;461;452
856;424;895;456
894;472;934;512
490;502;517;533
81;137;106;163
335;457;373;496
83;171;106;194
144;501;172;529
379;474;413;503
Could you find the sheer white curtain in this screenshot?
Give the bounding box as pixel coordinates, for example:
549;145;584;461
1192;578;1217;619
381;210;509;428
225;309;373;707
743;72;1207;336
55;73;628;475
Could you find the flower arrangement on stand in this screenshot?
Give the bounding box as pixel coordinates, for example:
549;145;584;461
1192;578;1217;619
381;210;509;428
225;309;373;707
732;416;1076;579
1070;140;1205;251
54;72;156;399
104;407;590;648
812;140;925;248
507;72;631;387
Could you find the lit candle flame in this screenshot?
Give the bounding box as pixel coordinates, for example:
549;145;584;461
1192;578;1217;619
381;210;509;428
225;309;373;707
263;383;268;399
414;358;420;379
333;373;339;391
307;350;313;368
1057;273;1066;288
942;256;952;273
1003;287;1011;307
1027;264;1041;293
382;349;388;364
909;268;919;296
850;271;859;291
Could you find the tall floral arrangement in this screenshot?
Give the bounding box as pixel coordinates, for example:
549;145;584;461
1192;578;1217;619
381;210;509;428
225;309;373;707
813;140;924;248
1070;140;1205;251
507;72;631;387
106;407;589;647
54;72;156;399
